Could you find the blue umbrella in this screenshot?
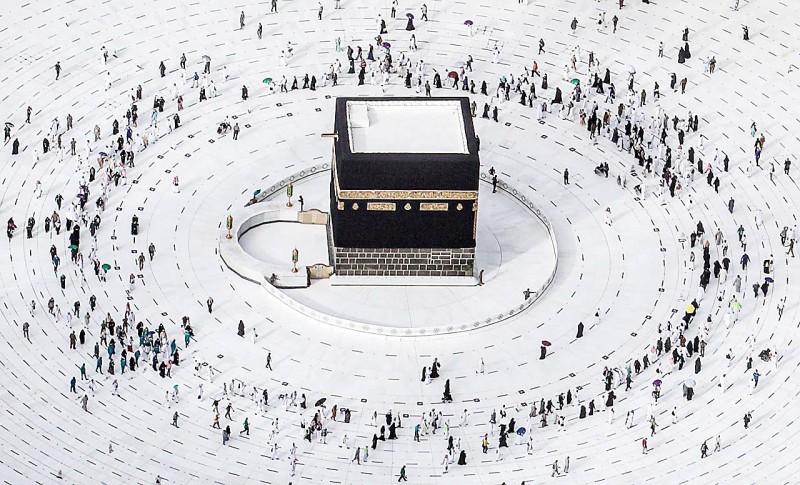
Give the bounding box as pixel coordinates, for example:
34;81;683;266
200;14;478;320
516;427;526;436
99;151;108;157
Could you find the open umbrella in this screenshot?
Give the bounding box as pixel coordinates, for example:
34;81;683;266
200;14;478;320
454;60;466;68
101;263;111;271
406;12;414;19
448;71;458;78
4;122;13;128
765;276;774;283
314;397;327;407
541;340;552;347
464;20;473;26
516;427;526;436
262;77;273;84
683;379;696;388
382;42;391;49
653;379;662;387
730;300;743;311
68;244;78;250
571;78;581;85
98;151;108;157
253;189;261;197
202;55;211;62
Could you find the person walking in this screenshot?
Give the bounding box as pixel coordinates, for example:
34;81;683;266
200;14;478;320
172;411;180;427
398;465;408;481
207;297;214;313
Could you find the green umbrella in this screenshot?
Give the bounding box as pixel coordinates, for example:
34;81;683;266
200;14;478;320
570;78;580;85
262;77;273;84
68;244;78;250
101;263;111;271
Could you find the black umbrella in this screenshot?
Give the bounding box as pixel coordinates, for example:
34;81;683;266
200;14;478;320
315;397;327;407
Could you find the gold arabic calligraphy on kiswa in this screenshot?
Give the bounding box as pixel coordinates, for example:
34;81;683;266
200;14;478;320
337;189;478;200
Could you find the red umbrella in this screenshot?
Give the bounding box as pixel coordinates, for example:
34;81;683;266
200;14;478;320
448;71;458;78
541;340;552;347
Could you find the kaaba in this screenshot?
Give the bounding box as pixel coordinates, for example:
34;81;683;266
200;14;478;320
328;97;480;277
